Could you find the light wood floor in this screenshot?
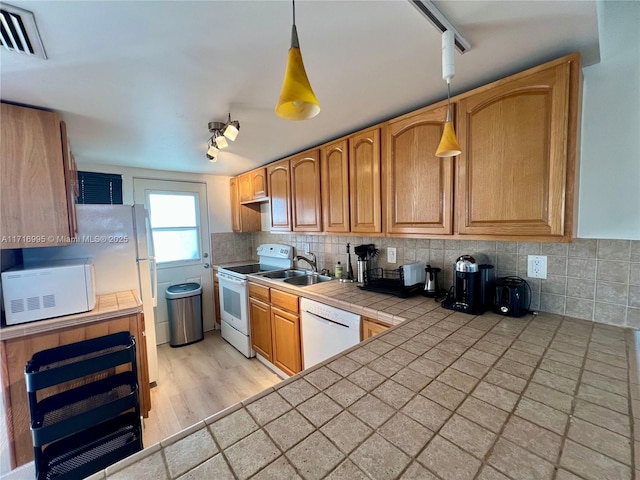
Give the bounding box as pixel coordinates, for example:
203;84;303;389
142;330;281;447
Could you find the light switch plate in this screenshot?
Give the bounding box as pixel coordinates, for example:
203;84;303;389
304;243;310;254
527;255;547;279
387;247;397;264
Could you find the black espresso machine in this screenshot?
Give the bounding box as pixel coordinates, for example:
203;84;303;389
443;254;495;315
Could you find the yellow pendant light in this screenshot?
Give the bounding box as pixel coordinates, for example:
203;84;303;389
275;0;320;121
436;31;461;157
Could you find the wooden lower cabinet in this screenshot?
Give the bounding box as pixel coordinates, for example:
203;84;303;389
271;306;302;376
248;284;302;376
1;313;150;468
249;297;272;361
361;317;390;340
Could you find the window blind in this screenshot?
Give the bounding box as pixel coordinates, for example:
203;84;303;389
77;171;123;204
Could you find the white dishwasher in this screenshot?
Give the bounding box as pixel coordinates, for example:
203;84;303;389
300;298;362;369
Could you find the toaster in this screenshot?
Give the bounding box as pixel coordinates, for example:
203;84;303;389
494;276;530;317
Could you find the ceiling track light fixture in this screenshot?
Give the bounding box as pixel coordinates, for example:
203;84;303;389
275;0;320;121
408;0;471;54
205;113;240;161
435;30;462;158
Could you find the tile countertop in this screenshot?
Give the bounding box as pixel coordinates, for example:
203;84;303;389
247;274;439;327
0;290;142;341
85;289;640;480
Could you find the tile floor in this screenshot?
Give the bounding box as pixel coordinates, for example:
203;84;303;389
92;308;638;480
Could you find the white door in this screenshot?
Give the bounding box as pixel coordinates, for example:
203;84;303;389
133;178;213;345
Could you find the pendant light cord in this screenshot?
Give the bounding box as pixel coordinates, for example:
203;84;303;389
446;81;452;122
292;0;296;26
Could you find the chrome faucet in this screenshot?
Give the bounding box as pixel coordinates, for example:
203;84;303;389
295;252;317;272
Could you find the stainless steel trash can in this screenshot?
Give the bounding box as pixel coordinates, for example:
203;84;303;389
166;283;203;347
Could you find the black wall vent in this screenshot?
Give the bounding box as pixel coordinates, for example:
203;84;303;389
0;4;47;59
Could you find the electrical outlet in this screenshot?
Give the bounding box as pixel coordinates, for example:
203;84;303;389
387;247;397;264
527;255;547;279
304;243;310;254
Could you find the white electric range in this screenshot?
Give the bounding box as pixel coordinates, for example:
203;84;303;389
216;244;293;357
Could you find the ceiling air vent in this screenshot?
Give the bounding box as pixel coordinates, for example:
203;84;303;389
0;3;47;59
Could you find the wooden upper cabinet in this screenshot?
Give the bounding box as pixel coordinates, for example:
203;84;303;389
349;127;382;233
238;168;268;203
60;121;78;239
456;54;579;239
230;176;261;233
385;104;454;235
229;177;242;232
1;103;77;248
238;172;253;203
320;139;350;233
290;150;322;232
251;168;268;201
267;159;292;232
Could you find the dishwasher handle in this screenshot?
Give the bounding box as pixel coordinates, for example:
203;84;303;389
302;310;350;329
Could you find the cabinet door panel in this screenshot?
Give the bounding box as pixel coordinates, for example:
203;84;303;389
249;297;272;361
349;128;381;233
238;172;253;203
267;160;292;231
457;63;571;237
386;105;453;235
321;140;350;233
1;104;71;247
361;318;389;340
229;177;241;232
251;168;268;200
291;150;322;232
271;307;301;376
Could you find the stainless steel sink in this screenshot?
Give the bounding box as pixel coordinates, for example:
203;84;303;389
259;269;308;279
283;274;333;286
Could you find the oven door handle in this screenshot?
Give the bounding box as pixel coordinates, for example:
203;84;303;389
216;273;246;286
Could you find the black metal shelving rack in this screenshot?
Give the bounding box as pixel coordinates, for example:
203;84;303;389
25;332;143;480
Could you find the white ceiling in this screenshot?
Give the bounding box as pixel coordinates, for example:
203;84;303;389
1;1;599;176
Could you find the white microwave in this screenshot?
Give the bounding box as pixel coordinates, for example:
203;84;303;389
1;258;96;325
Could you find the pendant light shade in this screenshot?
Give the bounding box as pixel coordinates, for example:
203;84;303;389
436;30;461;158
275;1;320;121
436;120;462;157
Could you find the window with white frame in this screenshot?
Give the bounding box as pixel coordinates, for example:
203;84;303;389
147;192;200;264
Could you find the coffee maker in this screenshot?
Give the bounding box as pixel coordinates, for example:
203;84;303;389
353;244;379;284
442;254;495;315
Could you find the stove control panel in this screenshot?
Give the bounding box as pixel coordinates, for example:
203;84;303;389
256;244;293;259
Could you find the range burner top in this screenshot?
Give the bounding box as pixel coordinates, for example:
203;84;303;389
223;264;262;275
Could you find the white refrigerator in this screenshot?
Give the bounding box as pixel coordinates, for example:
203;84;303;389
22;204;159;383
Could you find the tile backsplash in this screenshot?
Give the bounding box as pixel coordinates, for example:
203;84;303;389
212;232;639;329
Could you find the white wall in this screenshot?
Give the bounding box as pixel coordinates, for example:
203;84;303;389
77;163;232;234
578;0;640;239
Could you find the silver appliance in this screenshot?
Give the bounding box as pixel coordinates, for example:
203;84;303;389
300;298;361;369
216;244;293;357
20;204;159;382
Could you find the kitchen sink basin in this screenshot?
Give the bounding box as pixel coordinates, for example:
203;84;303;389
259;269;308;279
283;274;333;286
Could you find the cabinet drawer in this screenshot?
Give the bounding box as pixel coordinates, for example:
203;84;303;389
249;283;270;302
270;289;299;314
